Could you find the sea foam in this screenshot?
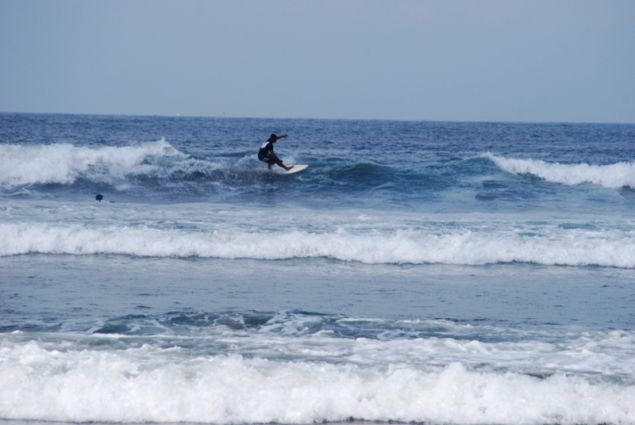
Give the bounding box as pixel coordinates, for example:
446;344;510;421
0;139;179;188
486;153;635;189
1;222;634;268
0;340;633;424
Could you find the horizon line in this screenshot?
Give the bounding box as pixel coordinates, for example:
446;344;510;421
1;109;634;127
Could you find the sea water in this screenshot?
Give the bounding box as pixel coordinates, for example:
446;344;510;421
1;113;634;424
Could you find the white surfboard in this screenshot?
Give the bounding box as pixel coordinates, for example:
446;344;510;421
275;164;308;175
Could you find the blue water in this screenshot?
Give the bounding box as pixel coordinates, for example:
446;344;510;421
1;113;635;424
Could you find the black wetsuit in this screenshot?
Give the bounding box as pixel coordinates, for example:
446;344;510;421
258;141;285;167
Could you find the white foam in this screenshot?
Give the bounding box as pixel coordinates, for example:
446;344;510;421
142;316;635;378
0;139;180;188
486;153;635;189
0;340;633;424
1;222;634;268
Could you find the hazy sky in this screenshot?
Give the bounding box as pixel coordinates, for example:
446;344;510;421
1;0;634;123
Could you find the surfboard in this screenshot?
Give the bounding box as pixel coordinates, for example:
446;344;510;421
277;164;308;175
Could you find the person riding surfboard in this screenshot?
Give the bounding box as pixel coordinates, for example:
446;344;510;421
258;133;294;171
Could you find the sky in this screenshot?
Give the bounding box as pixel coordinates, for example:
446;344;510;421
1;0;634;123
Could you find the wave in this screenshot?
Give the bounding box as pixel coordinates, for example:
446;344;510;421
0;139;198;188
0;140;306;198
14;312;633;379
486;153;635;189
1;222;634;268
0;141;483;196
328;162;396;181
0;340;633;424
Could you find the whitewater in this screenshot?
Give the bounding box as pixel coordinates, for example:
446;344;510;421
1;219;634;267
1;113;635;425
2;339;634;424
485;153;635;190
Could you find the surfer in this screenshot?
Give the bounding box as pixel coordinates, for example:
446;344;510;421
258;133;294;171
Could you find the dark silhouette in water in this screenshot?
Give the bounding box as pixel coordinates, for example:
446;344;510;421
95;194;103;202
258;133;293;171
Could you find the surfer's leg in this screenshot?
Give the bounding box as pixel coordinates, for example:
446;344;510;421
276;159;292;171
269;154;286;169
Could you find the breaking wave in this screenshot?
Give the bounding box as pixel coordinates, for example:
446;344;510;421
1;222;633;268
0;139;194;188
0;339;633;424
486;153;635;189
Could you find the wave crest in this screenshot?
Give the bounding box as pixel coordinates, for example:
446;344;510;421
1;222;633;268
0;138;181;188
486;153;635;189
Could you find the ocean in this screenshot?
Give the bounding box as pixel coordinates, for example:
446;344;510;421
1;113;634;424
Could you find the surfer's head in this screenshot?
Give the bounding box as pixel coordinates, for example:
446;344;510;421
267;133;278;143
95;194;103;202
